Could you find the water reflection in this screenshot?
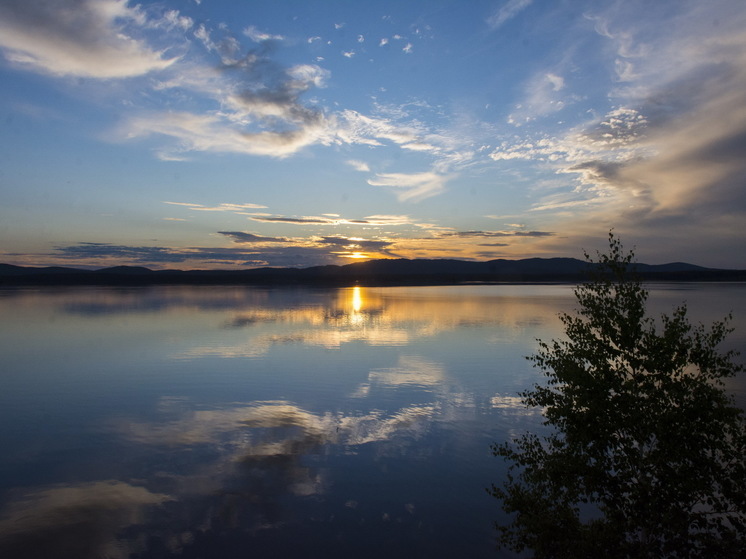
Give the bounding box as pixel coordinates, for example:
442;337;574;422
0;284;742;558
167;286;573;359
118;399;437;449
0;481;170;559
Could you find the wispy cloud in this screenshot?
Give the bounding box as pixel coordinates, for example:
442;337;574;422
246;213;416;226
49;231;399;268
486;0;746;263
439;230;554;238
487;0;533;30
248;215;343;225
218;231;289;243
243;25;284;43
122;110;334;160
367;171;450;202
0;3;477;204
508;71;570;125
165;202;268;212
346;160;370;172
357;215;414;226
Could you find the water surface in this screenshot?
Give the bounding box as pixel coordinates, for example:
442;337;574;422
0;284;743;558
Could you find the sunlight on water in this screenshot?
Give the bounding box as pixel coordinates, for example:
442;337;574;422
0;284;743;558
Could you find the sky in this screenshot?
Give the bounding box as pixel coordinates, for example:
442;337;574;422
1;0;745;270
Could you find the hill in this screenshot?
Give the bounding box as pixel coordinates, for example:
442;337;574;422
0;258;741;286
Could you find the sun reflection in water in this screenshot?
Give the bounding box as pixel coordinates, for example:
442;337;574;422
351;286;363;313
350;286;365;326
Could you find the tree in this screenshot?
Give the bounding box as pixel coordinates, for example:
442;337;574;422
489;233;746;558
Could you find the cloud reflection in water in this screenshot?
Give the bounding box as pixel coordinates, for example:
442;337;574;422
0;284;583;557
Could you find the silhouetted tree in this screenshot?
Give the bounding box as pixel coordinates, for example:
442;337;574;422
489;233;746;558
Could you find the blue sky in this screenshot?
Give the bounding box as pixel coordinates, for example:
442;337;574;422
1;0;745;269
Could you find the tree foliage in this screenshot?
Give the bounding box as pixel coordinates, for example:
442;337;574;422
489;233;746;558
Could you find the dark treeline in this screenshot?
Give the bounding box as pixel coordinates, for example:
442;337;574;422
1;258;744;287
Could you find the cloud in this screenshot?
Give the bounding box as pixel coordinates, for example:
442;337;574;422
123;111;334;159
0;0;178;78
218;231;289;243
243;25;284;43
52;242;251;264
99;27;475;197
491;107;649;163
193;24;236;63
441;230;555;238
487;0;533;30
48;241;356;268
367;171;450;202
346;159;370;172
249;215;341;225
161;9;193;32
357;215;414;226
236;247;351;267
485;1;746;265
316;236;396;254
120;39;336;159
508;71;570;125
164;201;268;212
246;213;415;227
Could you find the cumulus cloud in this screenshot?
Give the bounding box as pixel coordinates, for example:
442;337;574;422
0;0;178;78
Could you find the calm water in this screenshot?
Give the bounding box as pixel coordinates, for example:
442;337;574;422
0;284;744;558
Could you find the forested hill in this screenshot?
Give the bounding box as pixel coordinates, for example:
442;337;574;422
0;258;742;286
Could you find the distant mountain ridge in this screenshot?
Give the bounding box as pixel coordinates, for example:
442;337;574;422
1;258;740;286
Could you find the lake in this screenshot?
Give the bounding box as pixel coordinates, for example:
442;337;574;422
0;283;744;558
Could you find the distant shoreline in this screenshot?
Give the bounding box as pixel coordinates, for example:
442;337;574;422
2;258;745;287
